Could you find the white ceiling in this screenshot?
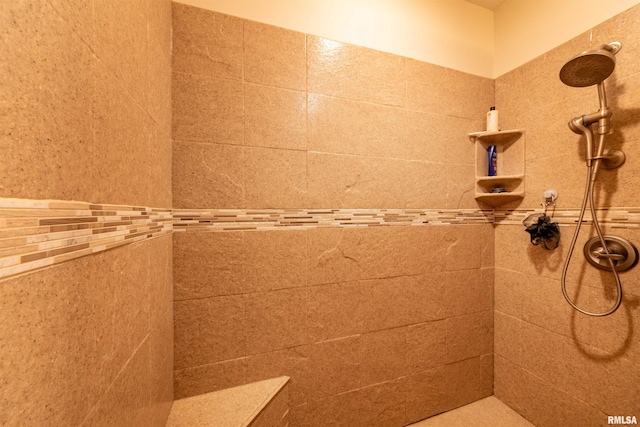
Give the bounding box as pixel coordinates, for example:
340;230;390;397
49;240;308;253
464;0;507;11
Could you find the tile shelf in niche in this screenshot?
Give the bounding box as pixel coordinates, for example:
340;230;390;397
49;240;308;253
469;129;525;207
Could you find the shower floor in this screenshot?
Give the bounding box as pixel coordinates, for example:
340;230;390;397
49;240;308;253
409;396;534;427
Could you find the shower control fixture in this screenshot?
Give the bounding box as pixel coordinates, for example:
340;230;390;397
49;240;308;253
561;42;625;171
559;41;636;317
584;236;638;272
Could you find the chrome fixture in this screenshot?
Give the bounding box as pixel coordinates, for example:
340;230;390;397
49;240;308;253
559;42;637;317
561;42;625;170
541;189;558;209
583;235;638;272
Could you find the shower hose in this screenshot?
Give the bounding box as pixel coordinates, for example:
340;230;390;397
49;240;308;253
560;157;623;317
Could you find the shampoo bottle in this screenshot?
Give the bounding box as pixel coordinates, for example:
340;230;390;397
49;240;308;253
488;145;497;176
487;106;499;132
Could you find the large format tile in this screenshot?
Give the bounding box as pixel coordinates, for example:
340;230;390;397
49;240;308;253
520;322;590;402
148;0;172;134
82;340;153;427
307;94;406;158
174;358;246;400
407;59;493;119
445;163;477;209
405;273;448;324
172;3;243;80
359;328;407;387
148;308;174;420
244;20;306;90
494;311;522;365
446;312;492;364
307;226;406;285
148;124;173;208
246;346;311;407
149;235;173;327
0;0;94;201
307;36;405;107
305;336;361;402
245;288;309;354
446;269;492;316
244;147;307;208
406;320;447;373
0;259;112;426
148;41;172;136
173;232;245;300
94;0;148;107
244;230;308;292
404;160;448;208
494;354;525;414
307;152;406;208
518;369;605;427
108;242;152;371
405;227;448;274
359;276;413;332
445;354;493;409
172;141;244;209
173;295;246;369
172;72;243;144
93;59;151;205
307;281;363;342
245;84;306;150
303;380;405;427
47;0;94;46
405;366;449;424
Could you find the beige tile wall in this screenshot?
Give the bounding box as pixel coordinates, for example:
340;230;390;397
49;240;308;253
171;3;495;425
0;0;172;208
2;1;638;426
7;2;638;426
0;1;173;426
494;5;640;427
0;236;174;427
173;225;495;425
171;4;492;211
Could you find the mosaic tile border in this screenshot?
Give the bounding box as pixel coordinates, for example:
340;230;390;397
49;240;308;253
0;198;172;280
3;196;640;280
173;208;640;231
172;208;494;231
494;207;640;228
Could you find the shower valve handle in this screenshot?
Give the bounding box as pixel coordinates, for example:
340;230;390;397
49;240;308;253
591;249;625;262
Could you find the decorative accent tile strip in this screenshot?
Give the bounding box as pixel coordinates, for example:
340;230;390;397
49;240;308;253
494;208;640;228
172;208;495;231
3;196;640;280
0;198;172;280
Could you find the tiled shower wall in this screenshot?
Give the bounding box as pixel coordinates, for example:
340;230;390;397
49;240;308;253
0;1;173;426
171;3;494;426
4;1;637;426
493;5;640;427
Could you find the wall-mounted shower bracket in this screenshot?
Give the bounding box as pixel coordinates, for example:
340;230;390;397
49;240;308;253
542;189;558;207
584;235;638;272
596;149;625;169
604;41;622;55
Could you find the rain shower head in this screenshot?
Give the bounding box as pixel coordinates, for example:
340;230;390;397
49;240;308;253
559;42;621;87
561;42;622;137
